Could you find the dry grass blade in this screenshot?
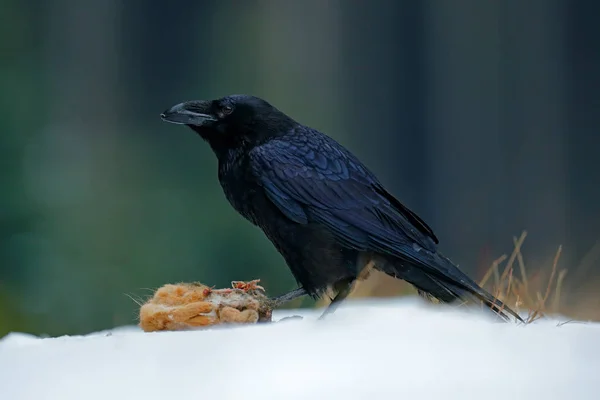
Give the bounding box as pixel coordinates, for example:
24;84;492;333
505;268;514;302
543;245;562;305
499;231;527;285
479;254;507;288
553;269;568;312
526;290;547;323
514;235;528;292
525;243;562;324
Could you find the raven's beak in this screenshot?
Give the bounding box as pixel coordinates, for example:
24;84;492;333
160;101;217;126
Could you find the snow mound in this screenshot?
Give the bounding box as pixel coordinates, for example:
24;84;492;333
1;298;599;400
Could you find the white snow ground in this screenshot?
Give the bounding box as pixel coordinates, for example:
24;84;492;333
1;298;599;400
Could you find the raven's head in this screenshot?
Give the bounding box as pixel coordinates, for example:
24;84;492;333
161;94;295;155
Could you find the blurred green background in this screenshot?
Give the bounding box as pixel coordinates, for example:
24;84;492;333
1;0;600;336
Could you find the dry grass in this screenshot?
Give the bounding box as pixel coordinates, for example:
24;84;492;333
318;231;600;324
476;231;566;324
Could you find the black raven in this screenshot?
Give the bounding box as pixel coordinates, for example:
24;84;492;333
161;94;523;322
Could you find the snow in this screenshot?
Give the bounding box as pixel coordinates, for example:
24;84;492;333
1;298;599;400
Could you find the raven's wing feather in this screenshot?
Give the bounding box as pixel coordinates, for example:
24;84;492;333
250;132;439;255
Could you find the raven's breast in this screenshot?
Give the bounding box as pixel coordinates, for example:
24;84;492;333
217;152;358;296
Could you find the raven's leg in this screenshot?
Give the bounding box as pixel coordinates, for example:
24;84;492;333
318;259;376;320
355;259;375;285
318;277;356;320
269;287;308;308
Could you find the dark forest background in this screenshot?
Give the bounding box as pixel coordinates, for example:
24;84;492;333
1;0;599;336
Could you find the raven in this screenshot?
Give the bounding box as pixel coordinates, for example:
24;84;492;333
161;94;523;322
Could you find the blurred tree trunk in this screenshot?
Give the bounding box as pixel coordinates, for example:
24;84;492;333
26;0;124;332
424;0;567;274
339;2;429;219
565;1;600;292
254;1;343;134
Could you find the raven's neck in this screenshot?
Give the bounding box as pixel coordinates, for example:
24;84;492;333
188;116;297;160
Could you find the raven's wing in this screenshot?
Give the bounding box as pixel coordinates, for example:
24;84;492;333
249;132;439;255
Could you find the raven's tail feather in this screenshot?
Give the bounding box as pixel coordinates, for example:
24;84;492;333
378;252;524;323
415;271;522;322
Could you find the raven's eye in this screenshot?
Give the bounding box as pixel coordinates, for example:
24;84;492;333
221;105;233;115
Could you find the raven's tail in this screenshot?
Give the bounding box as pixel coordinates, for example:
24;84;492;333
378;252;524;323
